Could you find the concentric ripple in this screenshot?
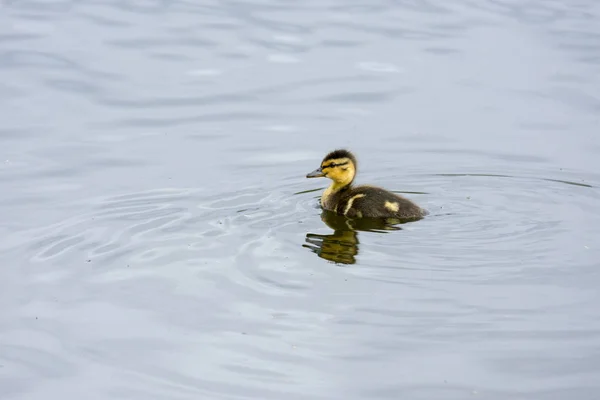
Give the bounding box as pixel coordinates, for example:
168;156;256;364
2;168;600;400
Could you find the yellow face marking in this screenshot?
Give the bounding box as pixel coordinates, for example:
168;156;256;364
384;201;399;212
321;157;355;186
344;194;366;215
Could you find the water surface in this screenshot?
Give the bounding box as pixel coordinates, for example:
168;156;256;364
1;0;600;399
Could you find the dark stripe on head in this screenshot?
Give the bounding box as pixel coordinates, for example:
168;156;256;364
322;161;349;169
322;149;357;168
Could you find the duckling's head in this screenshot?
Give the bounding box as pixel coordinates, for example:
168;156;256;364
306;149;357;186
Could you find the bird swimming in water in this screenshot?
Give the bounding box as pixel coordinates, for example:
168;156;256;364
306;149;426;220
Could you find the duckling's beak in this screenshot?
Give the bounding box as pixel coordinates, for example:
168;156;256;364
306;167;325;178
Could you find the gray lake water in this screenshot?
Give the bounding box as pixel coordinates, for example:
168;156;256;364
1;1;600;399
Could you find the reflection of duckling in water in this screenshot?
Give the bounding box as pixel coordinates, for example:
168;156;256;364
306;149;426;220
304;229;358;265
303;210;403;265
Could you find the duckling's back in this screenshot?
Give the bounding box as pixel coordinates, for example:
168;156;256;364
338;185;425;220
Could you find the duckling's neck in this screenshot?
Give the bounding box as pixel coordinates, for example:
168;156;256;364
321;181;351;208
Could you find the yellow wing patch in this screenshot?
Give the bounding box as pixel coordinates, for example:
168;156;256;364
343;194;366;215
384;201;399;212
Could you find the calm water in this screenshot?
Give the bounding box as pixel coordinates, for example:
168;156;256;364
1;0;600;399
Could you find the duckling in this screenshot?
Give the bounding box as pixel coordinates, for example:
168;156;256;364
306;149;426;220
